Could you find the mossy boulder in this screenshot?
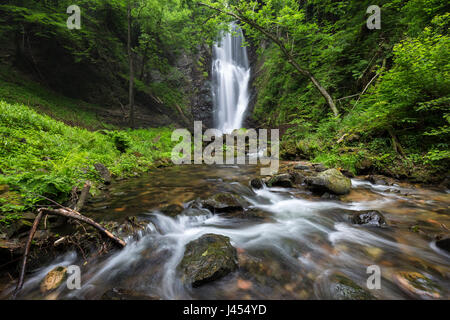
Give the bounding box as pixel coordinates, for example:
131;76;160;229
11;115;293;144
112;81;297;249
202;192;247;213
40;266;68;293
394;271;442;299
178;234;238;287
306;169;352;195
266;174;293;188
331;274;374;300
351;210;387;227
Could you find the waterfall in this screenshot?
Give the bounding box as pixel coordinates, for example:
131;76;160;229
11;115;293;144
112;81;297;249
212;22;251;134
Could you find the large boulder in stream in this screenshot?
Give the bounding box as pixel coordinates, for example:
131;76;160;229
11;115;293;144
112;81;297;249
266;174;294;188
178;234;238;287
202;192;247;213
306;169;351;195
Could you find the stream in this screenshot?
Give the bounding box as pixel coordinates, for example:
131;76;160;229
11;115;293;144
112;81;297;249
2;163;449;300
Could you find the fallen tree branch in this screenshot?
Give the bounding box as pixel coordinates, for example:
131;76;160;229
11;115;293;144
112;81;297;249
38;208;126;248
13;195;126;298
13;210;44;297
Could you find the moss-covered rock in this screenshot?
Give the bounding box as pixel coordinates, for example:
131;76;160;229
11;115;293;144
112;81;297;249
266;174;293;188
202;193;247;213
306;169;351;195
394;271;442;299
331;274;374;300
178;233;238;287
40;266;68;293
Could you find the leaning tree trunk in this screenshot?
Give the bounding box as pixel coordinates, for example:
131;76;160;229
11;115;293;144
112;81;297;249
127;1;135;128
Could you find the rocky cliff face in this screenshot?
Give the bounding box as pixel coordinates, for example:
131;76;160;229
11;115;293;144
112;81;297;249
189;46;215;129
243;42;260;129
176;45;214;129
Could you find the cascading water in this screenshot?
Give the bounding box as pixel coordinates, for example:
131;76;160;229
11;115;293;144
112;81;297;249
212;22;251;134
3;165;450;300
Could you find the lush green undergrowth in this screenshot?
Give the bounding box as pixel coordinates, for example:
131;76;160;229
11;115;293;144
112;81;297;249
0;66;113;130
253;3;449;183
0;100;176;224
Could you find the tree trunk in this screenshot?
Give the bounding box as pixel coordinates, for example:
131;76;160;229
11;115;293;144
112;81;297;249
387;127;406;158
127;1;135;128
139;42;150;81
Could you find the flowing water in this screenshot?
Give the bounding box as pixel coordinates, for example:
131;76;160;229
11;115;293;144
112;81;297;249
3;163;449;300
212;22;251;134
